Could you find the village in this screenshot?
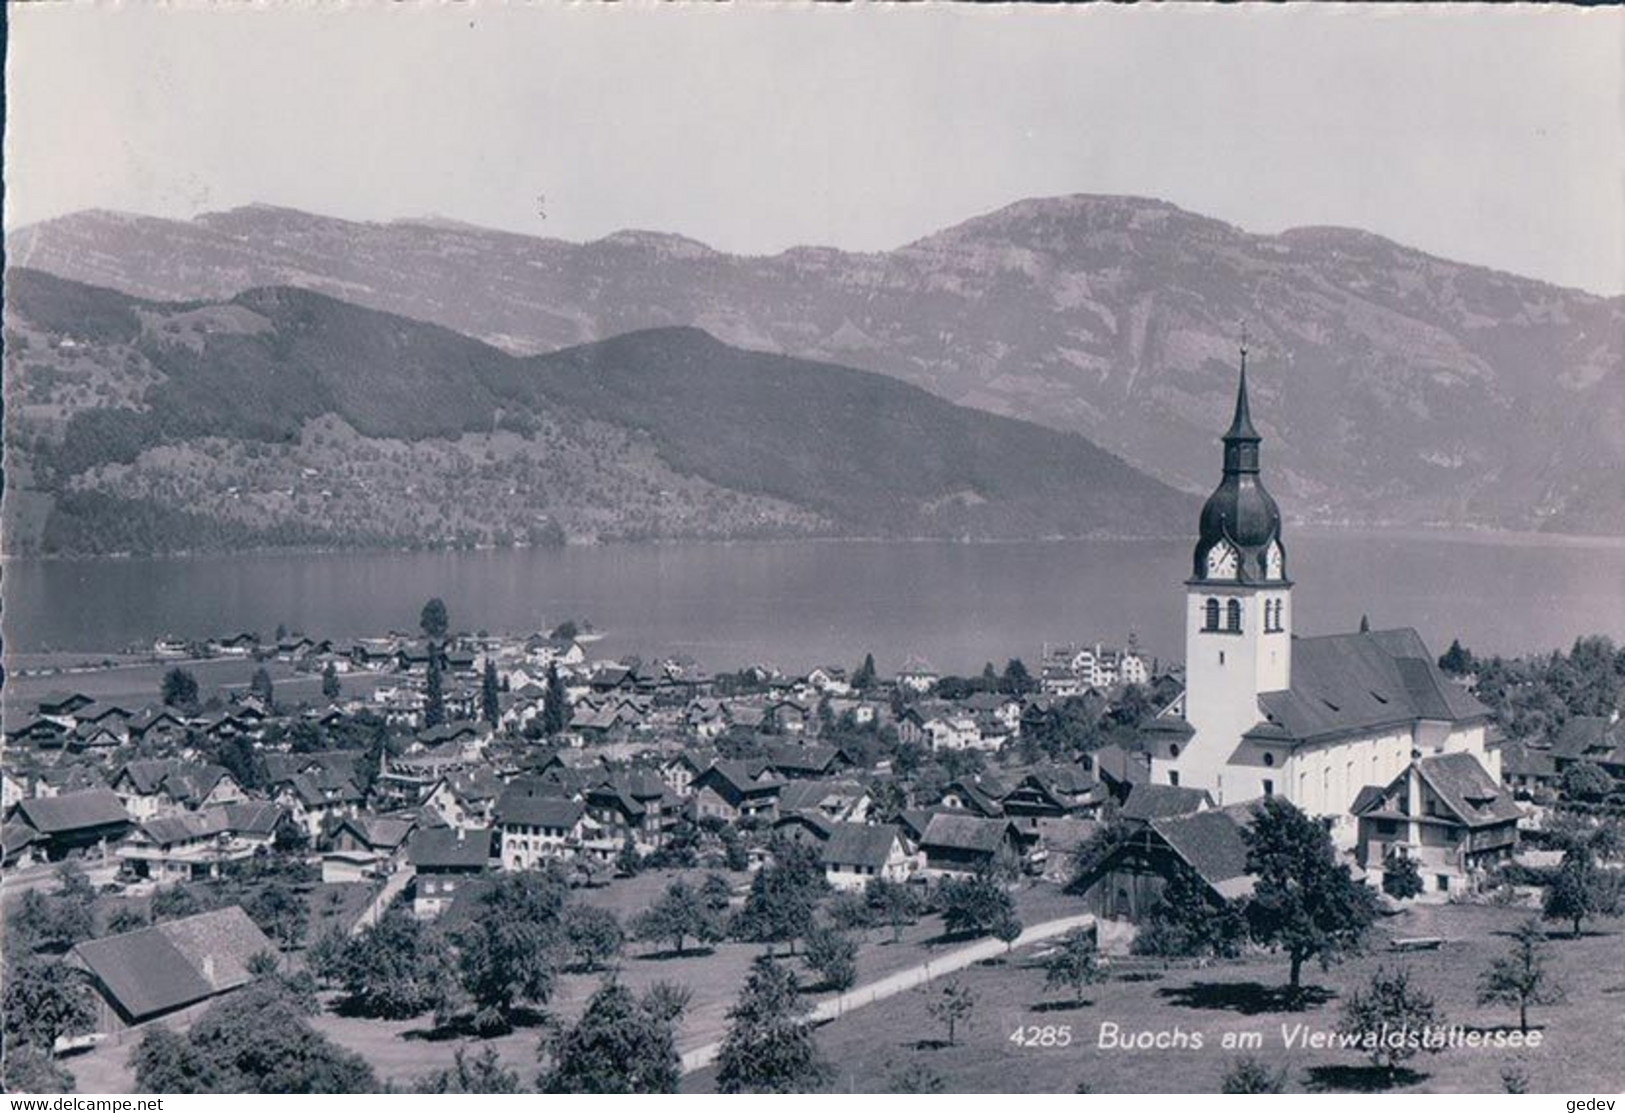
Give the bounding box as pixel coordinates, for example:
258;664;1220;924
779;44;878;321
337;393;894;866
3;367;1622;1096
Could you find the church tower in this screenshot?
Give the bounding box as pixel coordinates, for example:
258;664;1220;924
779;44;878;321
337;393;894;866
1159;344;1293;800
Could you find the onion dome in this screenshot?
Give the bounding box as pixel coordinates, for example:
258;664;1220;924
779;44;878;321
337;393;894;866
1191;351;1286;584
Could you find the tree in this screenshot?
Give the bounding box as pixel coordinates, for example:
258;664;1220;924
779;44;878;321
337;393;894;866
246;881;308;950
1043;929;1104;1006
131;984;377;1093
732;845;830;954
925;977;976;1046
3;957;96;1055
1001;658;1034;696
1338;966;1443;1082
940;875;1019;940
615;834;642;877
337;907;454;1019
715;955;831;1093
321;661;341;700
420;597;449;642
700;872;734;913
1560;762;1614;804
562;904;624;973
633;878;724;957
550;619;579;641
865;877;921;942
481;659;501;726
542;981;681;1093
1438;638;1475;677
424;652;446;729
1478;918;1565;1034
1382;848;1425;901
802;925;858;992
162;666;200;711
1543;845;1621;938
852;652;877;691
249;666;276;708
456;871;569;1032
4;1045;75;1093
542;663;569;736
1244;797;1377;995
414;1045;523;1094
1133;861;1247;959
1220;1057;1285;1094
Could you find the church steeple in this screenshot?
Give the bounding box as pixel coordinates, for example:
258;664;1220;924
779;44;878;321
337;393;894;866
1191;339;1285;584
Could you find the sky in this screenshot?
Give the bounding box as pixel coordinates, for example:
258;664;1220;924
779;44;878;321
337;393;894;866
7;2;1623;295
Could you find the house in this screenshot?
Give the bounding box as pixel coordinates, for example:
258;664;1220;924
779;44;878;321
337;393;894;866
6;714;71;748
896;659;940;695
118;802;287;884
916;813;1025;877
772;810;837;847
1548;715;1625;780
409;826;494;918
661;750;715;798
821;823;916;890
1499;740;1560;800
274;772;364;842
1092;743;1151;804
1072;806;1256;922
1354;752;1523;896
324;814;418;882
14;790;132;860
493;783;589;870
127;707;189;748
777;779;871;823
1118;783;1215;826
67;907;274;1032
763;743;849;781
938;778;1007;818
693;761;784;824
1003;765;1106;823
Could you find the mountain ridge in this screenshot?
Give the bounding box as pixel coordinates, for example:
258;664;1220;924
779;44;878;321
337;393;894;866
11;193;1623;535
2;268;1196;557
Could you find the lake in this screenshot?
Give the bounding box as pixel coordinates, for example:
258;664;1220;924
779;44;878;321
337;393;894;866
4;529;1623;675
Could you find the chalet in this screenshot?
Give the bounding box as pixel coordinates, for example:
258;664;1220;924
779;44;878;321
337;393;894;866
583;775;670;854
493;782;589;869
805;666;851;696
67;907;274;1032
7;715;70;748
127;707;189;748
916;813;1025;877
409;826;494;918
34;764;107;798
939;778;1007;818
1073;806;1256;922
1548;715;1625;779
661;749;716;798
772;810;837;847
821;822;916;890
211;632;260;657
36;691;95;718
1355;752;1522;896
324;814;417;881
118;802;286;884
777;778;870;823
693;761;784;824
14;790;132;859
68;720;126;752
2;821;42;870
422;767;506;827
764;743;849;781
1092;743;1151;804
896;659;940;695
1499;741;1560;800
275;772;364;842
1003;764;1106;823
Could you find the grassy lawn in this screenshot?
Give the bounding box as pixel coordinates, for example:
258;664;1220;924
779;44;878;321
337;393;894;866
682;901;1624;1094
3;657;383;716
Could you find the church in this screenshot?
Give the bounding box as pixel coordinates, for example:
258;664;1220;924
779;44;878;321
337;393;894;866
1143;349;1501;827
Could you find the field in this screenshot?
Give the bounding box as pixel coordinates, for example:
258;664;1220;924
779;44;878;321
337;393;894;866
683;902;1624;1094
3;655;384;717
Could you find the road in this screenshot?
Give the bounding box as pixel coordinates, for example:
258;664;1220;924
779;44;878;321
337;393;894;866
679;912;1096;1075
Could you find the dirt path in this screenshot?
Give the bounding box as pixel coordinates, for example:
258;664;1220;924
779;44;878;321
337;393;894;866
679;913;1096;1074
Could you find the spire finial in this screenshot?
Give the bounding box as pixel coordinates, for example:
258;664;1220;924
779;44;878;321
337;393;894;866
1240;320;1249;371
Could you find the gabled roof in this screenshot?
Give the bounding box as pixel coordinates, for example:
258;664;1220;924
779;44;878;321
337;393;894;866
1120;783;1214;824
68;907;271;1022
493;784;586;828
1414;753;1522;826
1254;629;1489;745
408;826;494;869
822;823;901;870
335;813;416;850
1149;807;1254;896
16;790;131;835
919;813;1017;854
1550;716;1624;762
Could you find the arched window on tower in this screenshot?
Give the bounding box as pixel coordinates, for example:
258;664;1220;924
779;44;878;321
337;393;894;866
1204;598;1220;632
1226;598;1242;633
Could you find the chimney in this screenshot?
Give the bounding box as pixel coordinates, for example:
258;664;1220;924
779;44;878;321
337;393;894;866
456;827;466;842
202;954;217;985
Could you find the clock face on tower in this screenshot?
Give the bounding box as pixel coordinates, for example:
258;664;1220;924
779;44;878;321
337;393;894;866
1205;540;1238;580
1265;539;1284;580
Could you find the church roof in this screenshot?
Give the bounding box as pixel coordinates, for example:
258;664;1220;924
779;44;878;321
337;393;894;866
1192;357;1283;582
1251;628;1489;745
